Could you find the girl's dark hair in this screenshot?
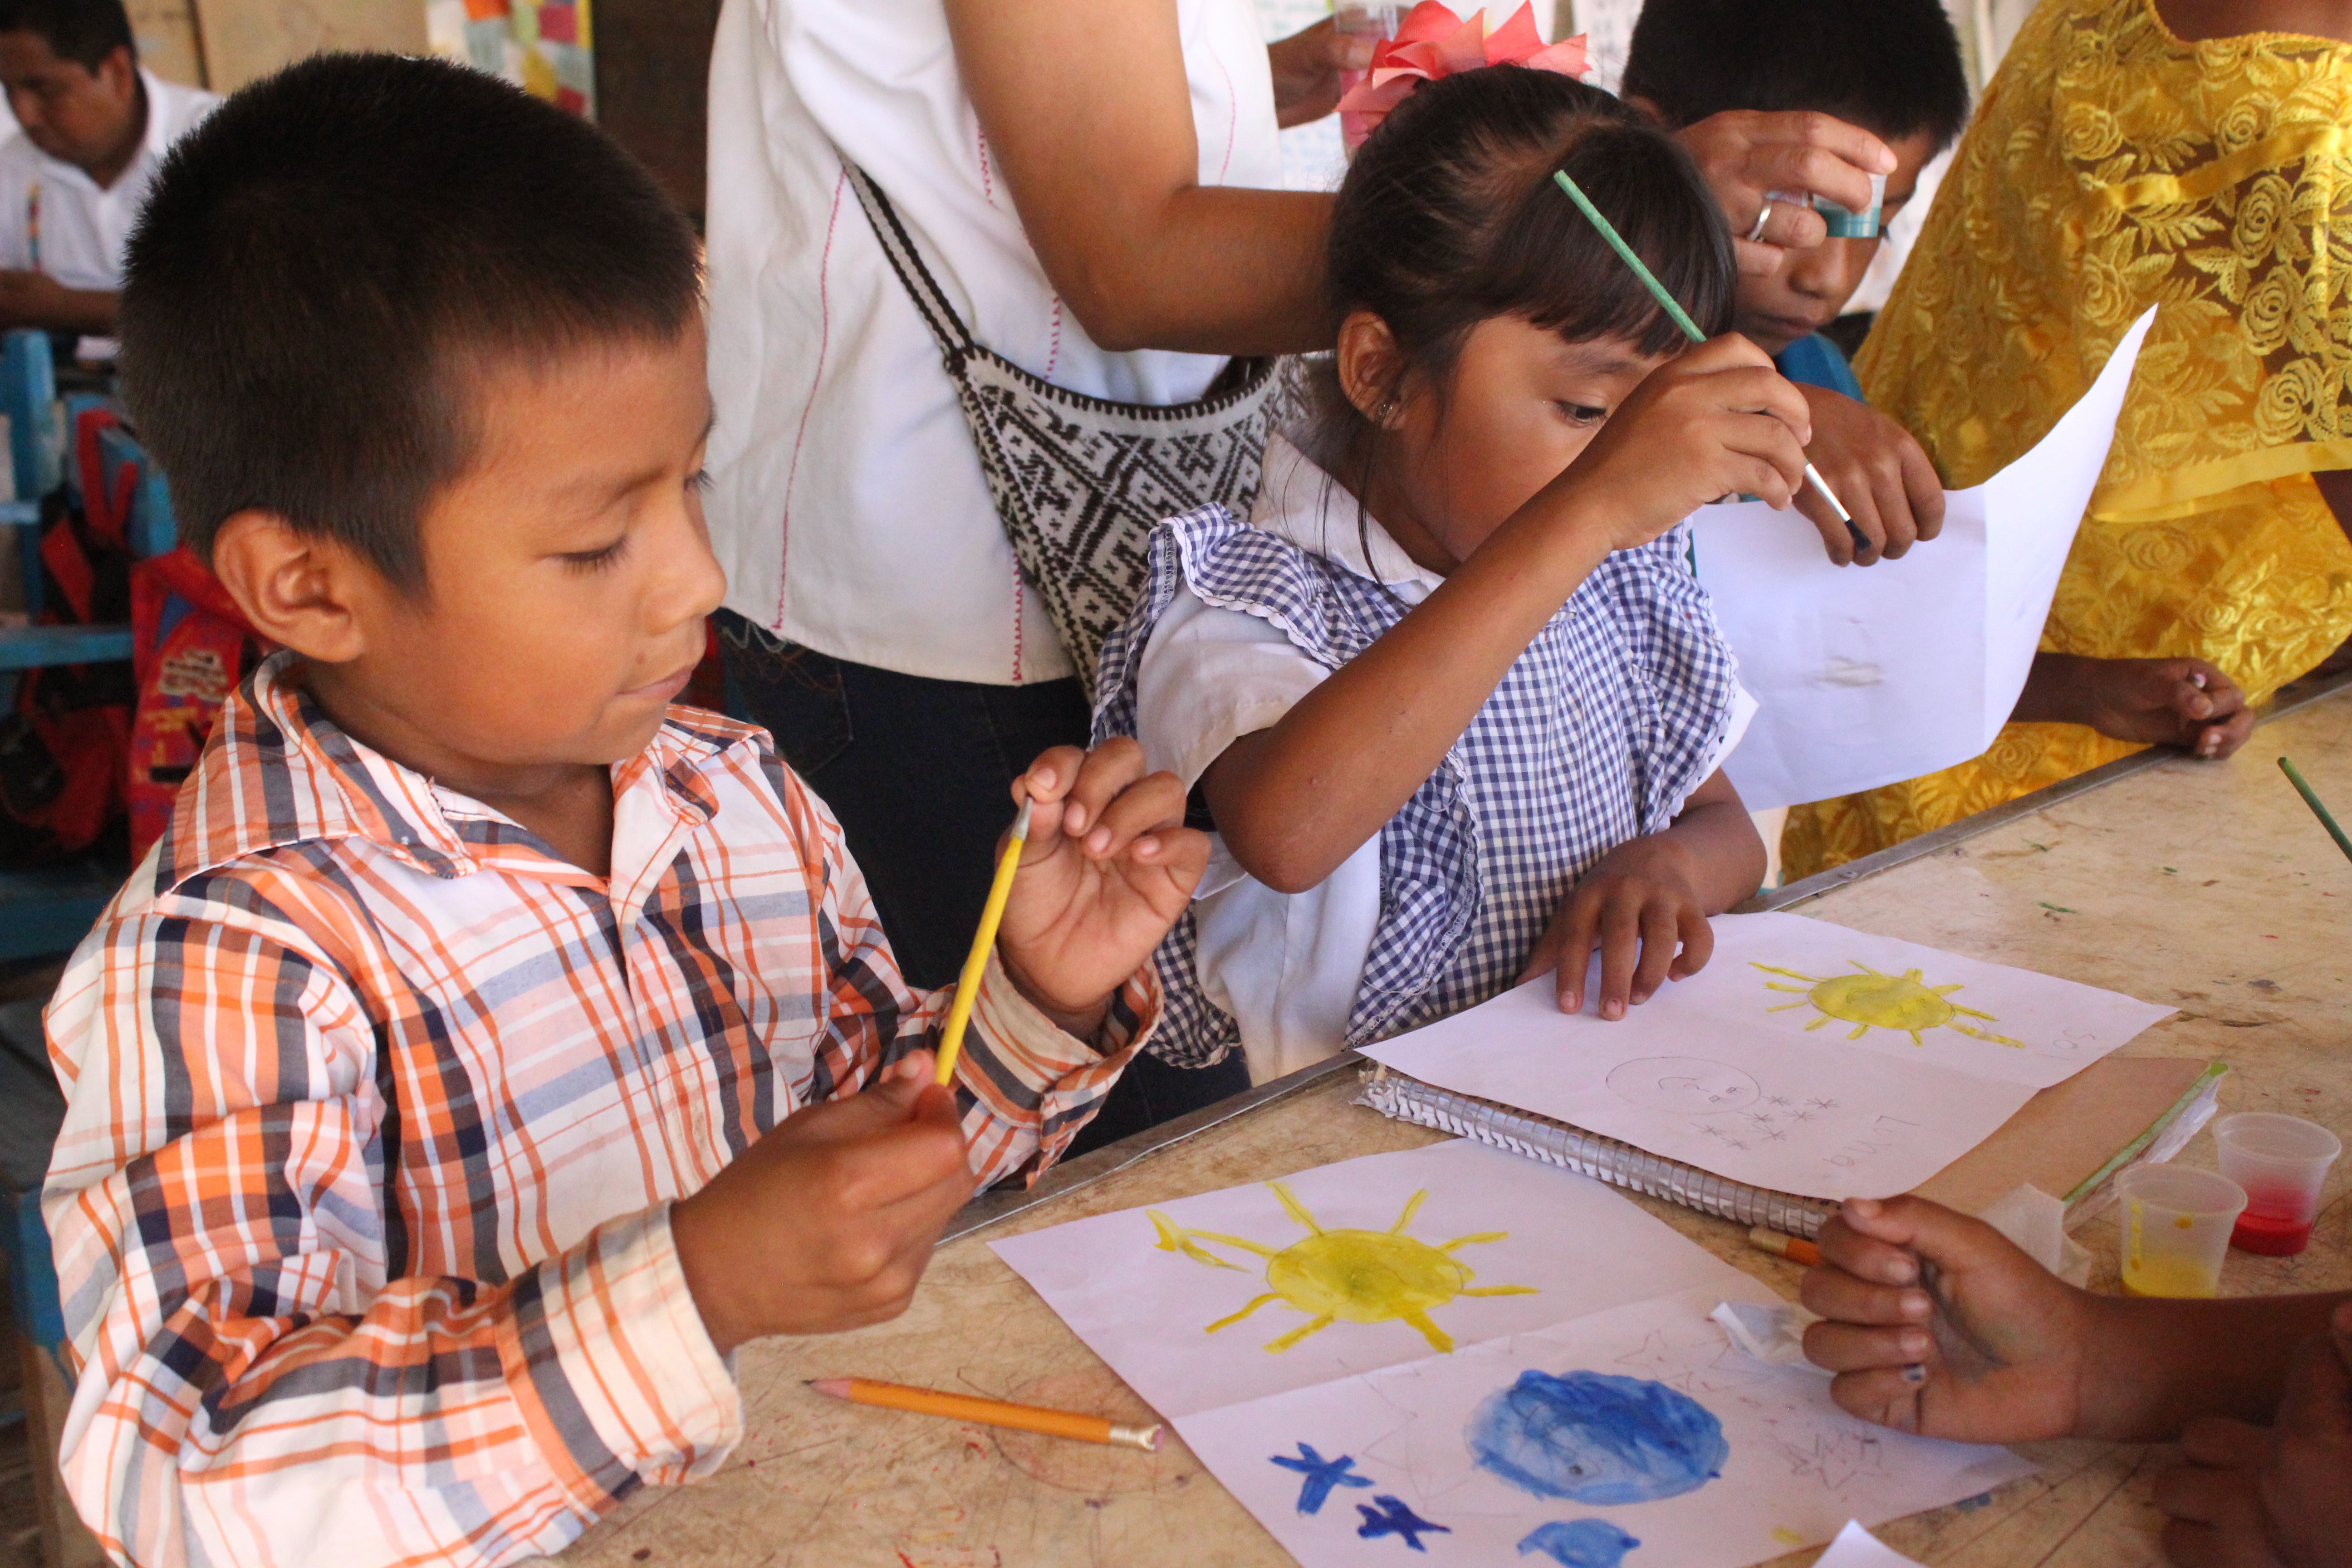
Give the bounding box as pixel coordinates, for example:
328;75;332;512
1313;66;1734;476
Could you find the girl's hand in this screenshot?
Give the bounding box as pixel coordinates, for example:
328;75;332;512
1520;835;1715;1020
2017;654;2254;759
994;740;1209;1039
1549;334;1812;554
1799;1196;2095;1444
1793;385;1945;566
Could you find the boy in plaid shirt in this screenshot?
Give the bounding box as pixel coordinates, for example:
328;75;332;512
40;54;1205;1568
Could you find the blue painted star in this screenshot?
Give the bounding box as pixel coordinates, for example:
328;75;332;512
1357;1494;1452;1551
1270;1443;1374;1515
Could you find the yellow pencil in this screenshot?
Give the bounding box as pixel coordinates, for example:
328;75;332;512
933;797;1033;1087
806;1376;1163;1451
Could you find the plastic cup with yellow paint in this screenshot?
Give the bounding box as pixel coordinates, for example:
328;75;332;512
2117;1165;2246;1298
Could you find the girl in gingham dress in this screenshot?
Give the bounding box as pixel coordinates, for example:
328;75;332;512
1097;67;1819;1084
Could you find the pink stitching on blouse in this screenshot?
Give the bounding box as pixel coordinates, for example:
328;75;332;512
774;168;848;629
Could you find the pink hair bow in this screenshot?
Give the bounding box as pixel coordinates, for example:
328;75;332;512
1334;2;1592;152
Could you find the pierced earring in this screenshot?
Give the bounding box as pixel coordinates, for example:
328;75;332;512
1373;395;1399;424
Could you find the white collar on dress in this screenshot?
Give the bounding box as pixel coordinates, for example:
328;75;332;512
1248;433;1445;593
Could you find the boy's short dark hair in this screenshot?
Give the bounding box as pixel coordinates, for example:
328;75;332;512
120;53;701;590
1620;0;1970;152
0;0;133;72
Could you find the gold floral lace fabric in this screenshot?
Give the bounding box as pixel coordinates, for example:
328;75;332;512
1784;0;2352;880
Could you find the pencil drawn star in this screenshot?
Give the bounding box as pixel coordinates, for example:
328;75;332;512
1741;1111;1776;1127
1807;1098;1840;1111
1357;1495;1451;1551
1774;1430;1885;1490
1787;1109;1817;1123
1763;1095;1794;1108
1761;1128;1788;1142
1270;1443;1372;1515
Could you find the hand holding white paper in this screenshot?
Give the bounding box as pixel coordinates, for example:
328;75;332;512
1692;308;2159;811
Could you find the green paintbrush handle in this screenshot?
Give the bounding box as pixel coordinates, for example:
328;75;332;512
2278;755;2352;865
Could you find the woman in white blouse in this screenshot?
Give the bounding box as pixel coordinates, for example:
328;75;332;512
702;0;1899;1148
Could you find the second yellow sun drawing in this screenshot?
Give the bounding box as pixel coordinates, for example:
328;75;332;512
1754;960;2024;1048
1146;1184;1535;1354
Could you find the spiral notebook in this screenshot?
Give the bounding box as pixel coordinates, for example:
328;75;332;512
1357;1054;2225;1236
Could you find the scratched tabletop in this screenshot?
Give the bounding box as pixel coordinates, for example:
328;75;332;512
552;676;2352;1568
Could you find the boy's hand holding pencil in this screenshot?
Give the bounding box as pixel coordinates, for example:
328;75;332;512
671;1055;976;1353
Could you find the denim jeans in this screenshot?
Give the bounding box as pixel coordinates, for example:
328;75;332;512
715;613;1248;1156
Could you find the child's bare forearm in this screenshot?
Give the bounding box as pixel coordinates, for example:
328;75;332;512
2078;1291;2352;1441
1203;501;1616;893
1659;776;1769;910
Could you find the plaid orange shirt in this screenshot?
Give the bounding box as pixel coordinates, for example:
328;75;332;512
41;653;1156;1568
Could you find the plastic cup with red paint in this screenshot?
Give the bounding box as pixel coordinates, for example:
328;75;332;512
2215;1113;2341;1257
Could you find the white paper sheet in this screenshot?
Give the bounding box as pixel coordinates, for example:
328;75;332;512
1691;308;2159;810
1177;1284;2031;1568
990;1139;1752;1420
1360;911;2173;1199
1815;1519;1932;1568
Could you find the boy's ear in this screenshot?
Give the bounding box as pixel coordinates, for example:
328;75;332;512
208;511;376;663
1336;310;1408;428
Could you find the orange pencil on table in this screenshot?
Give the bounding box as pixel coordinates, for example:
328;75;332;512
1747;1226;1823;1266
807;1376;1164;1451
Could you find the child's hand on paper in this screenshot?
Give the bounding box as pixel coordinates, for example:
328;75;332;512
2153;1304;2352;1568
1552;334;1813;552
1521;835;1715;1021
671;1052;976;1352
2018;654;2254;759
1791;385;1945;567
995;739;1210;1039
1519;769;1764;1020
1799;1195;2096;1444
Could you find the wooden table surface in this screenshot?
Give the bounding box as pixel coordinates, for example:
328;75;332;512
554;676;2352;1568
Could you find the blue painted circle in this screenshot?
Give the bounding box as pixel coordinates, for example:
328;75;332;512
1468;1369;1728;1505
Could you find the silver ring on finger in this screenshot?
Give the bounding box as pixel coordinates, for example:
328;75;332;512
1747;201;1772;243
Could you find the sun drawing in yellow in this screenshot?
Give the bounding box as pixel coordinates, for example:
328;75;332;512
1146;1184;1534;1355
1754;960;2024;1048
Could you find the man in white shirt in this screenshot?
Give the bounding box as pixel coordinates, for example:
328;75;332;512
0;0;216;338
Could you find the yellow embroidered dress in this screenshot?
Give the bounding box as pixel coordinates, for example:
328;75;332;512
1782;0;2352;880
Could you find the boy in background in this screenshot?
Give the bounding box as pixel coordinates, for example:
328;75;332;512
0;0;214;339
41;54;1203;1568
1622;0;1971;565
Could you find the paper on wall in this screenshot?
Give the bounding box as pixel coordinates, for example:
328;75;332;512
1691;308;2158;811
1360;911;2173;1199
1176;1285;2031;1568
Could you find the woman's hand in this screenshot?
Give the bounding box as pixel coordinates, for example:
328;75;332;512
994;740;1208;1038
1268;17;1374;128
1544;334;1812;552
2015;654;2254;758
1799;1195;2098;1444
1669;110;1895;278
1792;384;1945;566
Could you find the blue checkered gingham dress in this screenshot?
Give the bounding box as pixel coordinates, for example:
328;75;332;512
1094;505;1741;1068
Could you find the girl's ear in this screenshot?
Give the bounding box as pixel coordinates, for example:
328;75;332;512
1335;309;1409;427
